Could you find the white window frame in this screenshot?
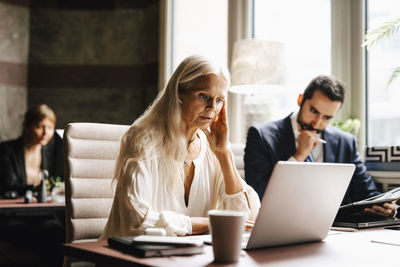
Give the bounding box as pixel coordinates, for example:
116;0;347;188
159;0;253;87
331;0;366;152
158;0;173;91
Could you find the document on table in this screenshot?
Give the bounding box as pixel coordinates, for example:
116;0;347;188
338;186;400;215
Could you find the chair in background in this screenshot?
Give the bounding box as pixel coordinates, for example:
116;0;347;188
231;143;245;178
63;122;129;266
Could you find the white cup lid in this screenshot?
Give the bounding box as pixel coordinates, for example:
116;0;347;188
208;209;244;217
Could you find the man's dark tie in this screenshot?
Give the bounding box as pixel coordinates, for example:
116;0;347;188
305;154;313;162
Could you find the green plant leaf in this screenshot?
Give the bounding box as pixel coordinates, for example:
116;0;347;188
331;118;360;137
363;17;400;48
387;67;400;88
363;16;400;90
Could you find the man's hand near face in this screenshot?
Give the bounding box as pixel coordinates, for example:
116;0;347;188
293;130;319;161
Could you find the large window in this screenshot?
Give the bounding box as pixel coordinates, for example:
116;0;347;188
253;0;331;116
366;0;400;146
171;0;228;72
162;1;373;145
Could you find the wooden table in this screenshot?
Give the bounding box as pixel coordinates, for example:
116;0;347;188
62;228;400;267
0;198;65;215
0;198;66;265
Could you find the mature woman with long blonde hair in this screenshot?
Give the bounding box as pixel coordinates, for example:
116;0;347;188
101;55;260;238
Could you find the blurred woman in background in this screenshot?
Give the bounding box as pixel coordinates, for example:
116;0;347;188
0;104;64;266
0;104;64;197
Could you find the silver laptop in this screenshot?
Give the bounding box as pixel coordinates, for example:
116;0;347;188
244;161;355;249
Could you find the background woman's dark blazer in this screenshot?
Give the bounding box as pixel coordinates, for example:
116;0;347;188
0;133;64;196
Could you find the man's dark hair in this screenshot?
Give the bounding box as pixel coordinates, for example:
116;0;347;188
301;75;345;106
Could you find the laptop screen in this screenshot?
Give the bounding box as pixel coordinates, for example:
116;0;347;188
246;161;355;249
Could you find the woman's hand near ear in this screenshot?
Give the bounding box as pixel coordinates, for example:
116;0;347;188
202;102;243;195
202;102;229;155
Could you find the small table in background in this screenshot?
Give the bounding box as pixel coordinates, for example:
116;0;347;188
0;197;65;215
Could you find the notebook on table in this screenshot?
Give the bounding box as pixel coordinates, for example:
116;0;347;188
108;235;205;257
242;161;355;249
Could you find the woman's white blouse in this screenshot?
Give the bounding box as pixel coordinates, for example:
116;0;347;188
100;131;260;239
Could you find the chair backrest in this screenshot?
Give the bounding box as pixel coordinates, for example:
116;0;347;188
63;122;130;243
231;143;245;178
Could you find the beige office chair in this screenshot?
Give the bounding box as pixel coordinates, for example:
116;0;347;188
63;122;129;266
231;143;246;178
